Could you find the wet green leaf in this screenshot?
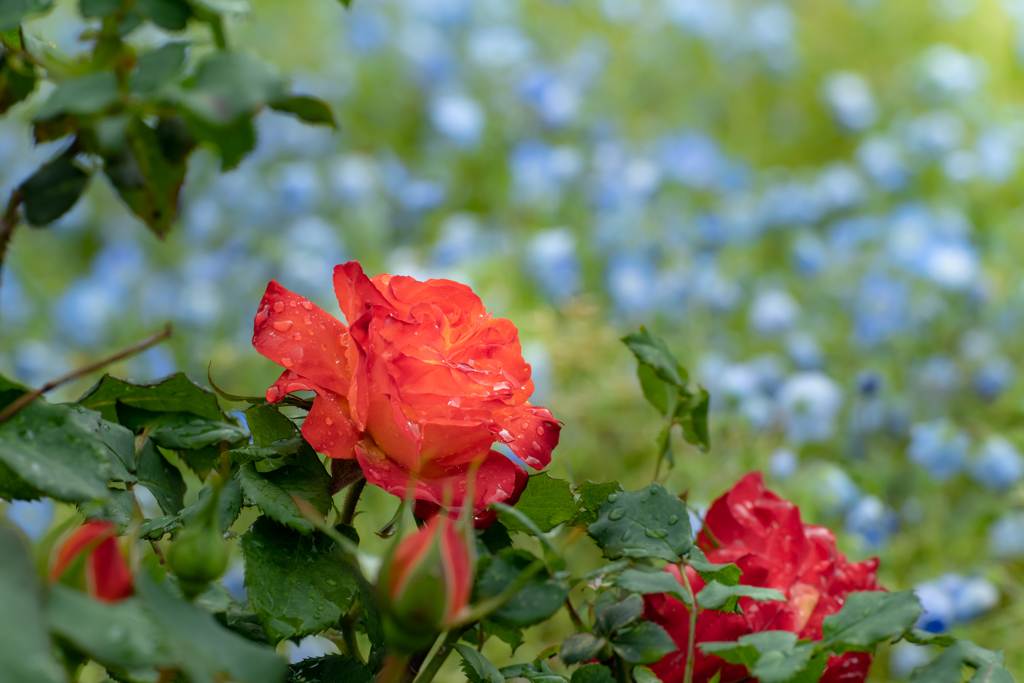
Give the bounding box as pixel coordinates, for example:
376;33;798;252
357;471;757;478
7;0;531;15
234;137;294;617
80;373;225;424
696;581;786;614
588;483;692;562
500;473;576;533
455;644;505;683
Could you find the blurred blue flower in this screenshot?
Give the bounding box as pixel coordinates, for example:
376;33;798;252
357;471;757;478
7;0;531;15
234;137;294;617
275;162;322;216
907;419;969;481
972;357;1014;401
220;558;247;603
281;216;347;296
916;354;960;396
329;154;378;203
521;341;553;405
658;131;724;190
890;642;933;680
0;267;30;329
915;574;999;632
768;448;798;479
526;228;580;302
786;332;823;370
346;8;390;54
430;93;485;146
432;213;487;267
816;163;867;212
518;69;581;128
916;45;984;102
778;372;843;444
54;276;124;348
853;273;908;347
606;253;658;315
970;436;1024;491
812;465;861;517
951;575;1000;622
510;141;582;205
989;511;1024;557
857;136;910;190
5;499;54;540
914;580;956;632
748;289;799;335
467;25;533;69
844;495;898;548
822;72;877;131
976;127;1021;183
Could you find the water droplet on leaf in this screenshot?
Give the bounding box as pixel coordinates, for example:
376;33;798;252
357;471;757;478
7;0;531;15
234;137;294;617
609;508;626;521
607;493;618;503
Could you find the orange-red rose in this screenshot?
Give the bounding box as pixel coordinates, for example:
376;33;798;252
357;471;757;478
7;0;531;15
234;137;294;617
252;261;560;522
645;473;881;683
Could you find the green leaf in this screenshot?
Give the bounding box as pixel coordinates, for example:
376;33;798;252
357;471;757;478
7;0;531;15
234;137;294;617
478;519;514;554
137;439;186;515
0;399;113;502
500;473;576;533
269;95;337;128
0;0;53;32
80;487;137;533
463;620;525;653
687;547;740;586
102;118;189;238
610;621;677;665
186;112;255;170
638;363;673;415
46;585;173;670
595;593;644;634
820;590;922;653
80;373;225;423
244;404;298;444
631;666;661;683
140;515;182;540
286;654;373;683
79;0;119;17
476;548;569;628
20;149;90;226
0;526;67;683
136;573;288;683
130;42;188;94
751;644;818;683
588;483;693;562
695;581;786;614
192;0;250;12
148;413;248;451
239;449;331;534
180;50;286;124
616;568;690;606
571;664;615;683
34;71;119;120
908;640;1009;683
454;644;505;683
678;388;710;451
559;633;607;664
241;517;365;645
622;329;686;388
97;418;137;474
501;661;567;683
230;438;304;472
179;476;242;532
0;54;36;114
571;480;623;526
132;0;191;30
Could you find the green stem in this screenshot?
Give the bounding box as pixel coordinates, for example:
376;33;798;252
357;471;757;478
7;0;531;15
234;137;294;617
679;563;698;683
340;477;366;525
413;628;464;683
613;655;632;683
209;16;227;49
565;596;586;632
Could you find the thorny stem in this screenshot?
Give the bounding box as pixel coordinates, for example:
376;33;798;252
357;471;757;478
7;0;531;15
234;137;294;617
565;596;586;632
413;628;465;683
0;324;173;425
340;477;367;526
680;562;698;683
0;188;23;323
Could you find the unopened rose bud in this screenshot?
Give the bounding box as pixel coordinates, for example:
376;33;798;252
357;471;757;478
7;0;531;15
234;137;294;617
50;521;133;602
168;494;229;599
378;515;472;654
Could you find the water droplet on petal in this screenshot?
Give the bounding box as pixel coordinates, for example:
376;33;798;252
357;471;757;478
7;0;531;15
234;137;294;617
266;387;281;402
321;344;327;351
536;426;545;436
281;358;294;368
325;418;334;426
273;302;285;312
607;493;618;503
293;333;302;340
304;316;312;325
273;321;293;332
609;508;626;521
301;301;313;310
289;301;298;307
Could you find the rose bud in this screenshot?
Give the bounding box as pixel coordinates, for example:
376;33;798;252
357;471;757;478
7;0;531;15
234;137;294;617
50;521;133;602
167;495;229;599
378;515;472;654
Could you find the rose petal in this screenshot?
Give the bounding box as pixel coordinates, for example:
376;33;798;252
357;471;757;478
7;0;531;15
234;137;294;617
89;535;133;602
302;391;362;460
253;281;350;396
358;448;523;513
502;404;560;469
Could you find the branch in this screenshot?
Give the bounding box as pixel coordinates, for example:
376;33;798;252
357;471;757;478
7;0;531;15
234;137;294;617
0;188;24;322
0;323;173;426
680;562;698;683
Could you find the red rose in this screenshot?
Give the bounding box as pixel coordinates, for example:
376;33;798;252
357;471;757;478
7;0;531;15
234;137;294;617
50;521;133;602
645;473;880;683
252;261;560;522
